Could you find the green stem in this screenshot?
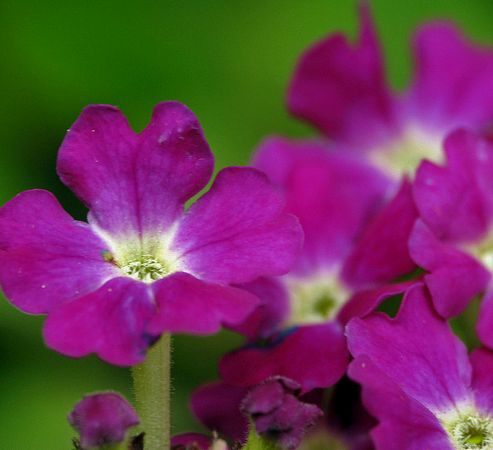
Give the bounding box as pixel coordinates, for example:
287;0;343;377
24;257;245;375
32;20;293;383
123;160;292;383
131;334;171;450
242;427;280;450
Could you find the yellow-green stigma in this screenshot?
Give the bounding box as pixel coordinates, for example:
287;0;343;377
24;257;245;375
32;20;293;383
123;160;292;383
447;414;493;449
121;254;169;283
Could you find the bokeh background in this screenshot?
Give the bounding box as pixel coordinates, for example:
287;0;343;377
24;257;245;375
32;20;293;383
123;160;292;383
1;1;493;447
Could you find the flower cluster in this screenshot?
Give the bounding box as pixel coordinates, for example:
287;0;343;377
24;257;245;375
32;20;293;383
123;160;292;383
185;4;493;450
3;3;493;450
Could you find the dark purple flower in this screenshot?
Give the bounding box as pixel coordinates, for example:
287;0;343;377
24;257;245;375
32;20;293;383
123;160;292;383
288;3;493;178
0;102;303;365
191;377;322;450
410;129;493;346
241;377;323;450
347;283;493;450
68;392;139;449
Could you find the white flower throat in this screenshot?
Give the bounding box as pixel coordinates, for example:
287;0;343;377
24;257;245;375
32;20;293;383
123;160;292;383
286;272;349;325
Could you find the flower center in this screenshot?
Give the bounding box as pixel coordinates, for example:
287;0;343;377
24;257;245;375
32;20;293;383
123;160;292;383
285;272;349;325
465;233;493;273
448;415;493;449
120;254;169;283
370;125;443;178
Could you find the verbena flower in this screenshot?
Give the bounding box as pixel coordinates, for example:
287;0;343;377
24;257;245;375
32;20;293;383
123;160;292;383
191;377;322;450
0;102;302;365
218;139;418;392
347;283;493;450
69;392;139;449
288;3;493;178
410;129;493;347
241;377;323;450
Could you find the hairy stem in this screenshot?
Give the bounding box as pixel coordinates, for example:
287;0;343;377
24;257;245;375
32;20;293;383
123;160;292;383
132;334;171;450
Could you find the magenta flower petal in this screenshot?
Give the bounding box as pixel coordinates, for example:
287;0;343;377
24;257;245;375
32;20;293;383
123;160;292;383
470;348;493;415
253;137;389;275
57;102;213;236
342;179;418;289
410;220;490;317
171;433;212;450
220;323;348;393
407;23;493;132
287;4;395;148
68;392;139;449
191;381;249;442
173;167;302;283
347;284;471;413
0;189;117;314
43;277;155;366
350;356;452;450
413;129;493;242
148;272;259;335
229;277;290;341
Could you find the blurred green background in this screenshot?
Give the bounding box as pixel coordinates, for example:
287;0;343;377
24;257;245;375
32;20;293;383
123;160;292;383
1;1;493;448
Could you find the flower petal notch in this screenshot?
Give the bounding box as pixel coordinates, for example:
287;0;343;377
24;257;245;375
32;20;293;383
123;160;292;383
0;102;303;365
287;3;395;150
68;392;139;449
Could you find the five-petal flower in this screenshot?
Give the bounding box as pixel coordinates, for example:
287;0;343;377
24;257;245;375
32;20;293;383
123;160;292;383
0;102;303;365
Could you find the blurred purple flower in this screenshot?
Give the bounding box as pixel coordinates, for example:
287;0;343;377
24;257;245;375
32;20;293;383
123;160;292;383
410;129;493;348
219;138;419;393
288;3;493;178
0;102;303;365
347;283;493;449
69;392;138;449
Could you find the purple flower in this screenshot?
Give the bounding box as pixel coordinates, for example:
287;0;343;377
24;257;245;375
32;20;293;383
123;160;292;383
0;102;302;365
68;392;139;449
410;129;493;346
241;377;323;450
347;283;493;450
288;3;493;177
218;137;418;392
191;377;322;450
